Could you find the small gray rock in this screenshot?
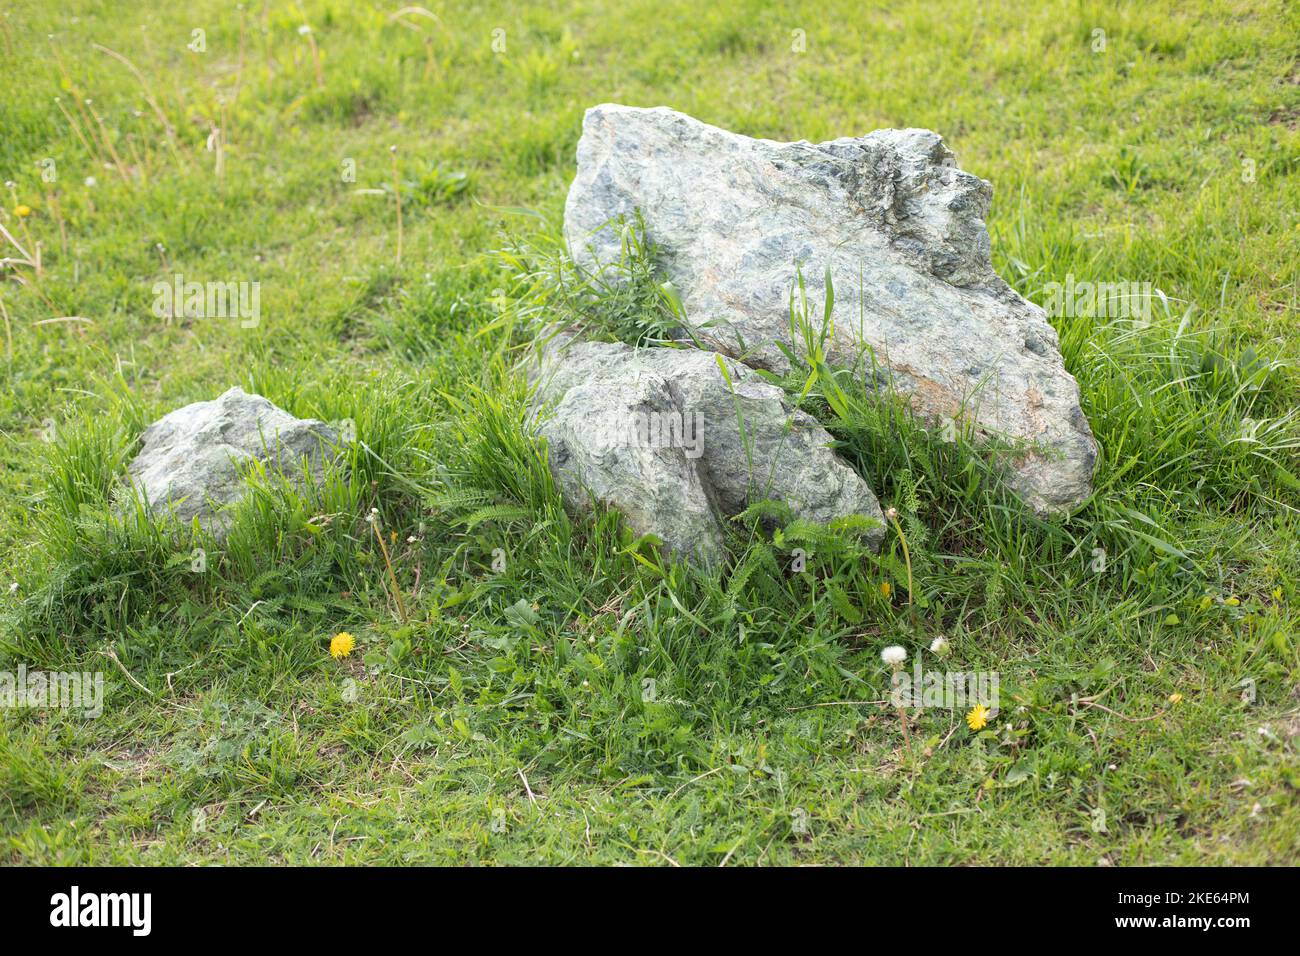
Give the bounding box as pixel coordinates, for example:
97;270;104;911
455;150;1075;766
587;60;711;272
530;334;885;565
126;387;341;538
564;104;1097;513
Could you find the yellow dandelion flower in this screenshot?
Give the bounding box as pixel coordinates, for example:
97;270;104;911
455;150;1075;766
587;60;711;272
14;204;31;218
965;703;989;731
1168;693;1183;704
329;631;355;659
1224;596;1240;607
880;581;892;599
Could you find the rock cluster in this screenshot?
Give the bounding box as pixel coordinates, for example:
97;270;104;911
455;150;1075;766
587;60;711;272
532;105;1096;562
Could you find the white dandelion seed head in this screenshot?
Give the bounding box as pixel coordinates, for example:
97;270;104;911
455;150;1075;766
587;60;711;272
881;645;907;666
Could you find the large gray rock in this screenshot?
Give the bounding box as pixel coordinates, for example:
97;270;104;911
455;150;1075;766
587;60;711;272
126;387;341;537
530;334;885;565
564;105;1097;513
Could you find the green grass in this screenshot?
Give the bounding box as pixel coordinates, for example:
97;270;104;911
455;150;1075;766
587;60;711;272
1;0;1297;865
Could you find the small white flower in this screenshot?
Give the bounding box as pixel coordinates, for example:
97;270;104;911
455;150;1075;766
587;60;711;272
881;645;907;667
8;581;18;593
84;176;97;187
929;636;948;655
298;24;312;35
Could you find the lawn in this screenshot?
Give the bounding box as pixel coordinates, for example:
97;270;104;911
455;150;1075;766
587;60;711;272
0;0;1297;865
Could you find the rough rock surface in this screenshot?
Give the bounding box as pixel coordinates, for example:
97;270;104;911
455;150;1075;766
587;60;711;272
564;104;1096;512
529;334;885;565
126;387;341;537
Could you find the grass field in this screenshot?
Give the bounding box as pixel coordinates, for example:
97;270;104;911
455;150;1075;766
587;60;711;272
1;0;1297;865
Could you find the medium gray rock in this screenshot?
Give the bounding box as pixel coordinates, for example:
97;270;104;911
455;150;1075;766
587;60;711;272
126;387;341;537
564;105;1097;513
529;334;885;565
